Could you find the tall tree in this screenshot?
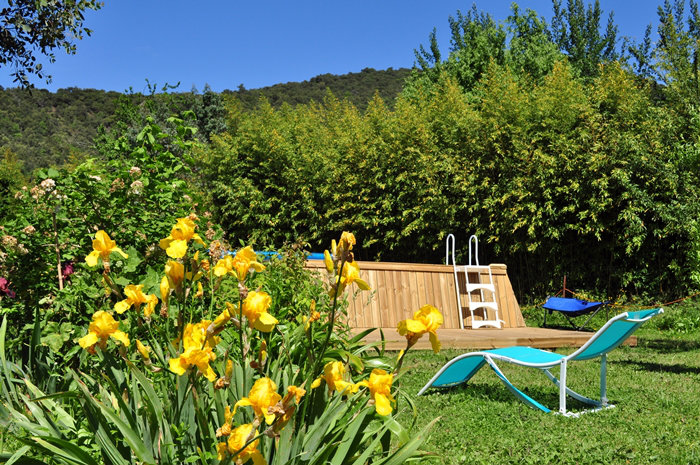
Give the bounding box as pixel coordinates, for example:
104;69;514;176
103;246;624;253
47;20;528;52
506;5;562;81
0;0;102;87
551;0;618;78
198;84;227;141
408;5;506;95
655;0;700;111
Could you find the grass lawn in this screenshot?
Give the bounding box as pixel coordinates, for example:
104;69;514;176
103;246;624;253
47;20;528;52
396;316;699;465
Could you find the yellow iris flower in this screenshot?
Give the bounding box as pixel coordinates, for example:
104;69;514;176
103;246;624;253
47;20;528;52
213;246;265;281
238;291;278;333
338;231;356;251
216;405;235;437
271;385;306;433
340;260;370;290
168;320;218;381
85;230;128;267
135;339;151;361
164;260;184;289
323;249;334;272
159;217;205;259
114;284;158;317
208;306;233;336
160;275;170;305
397;304;444;353
78;311;130;352
311;361;359;395
357;369;395;416
218;423;266;465
233;377;282;425
330;260;370;298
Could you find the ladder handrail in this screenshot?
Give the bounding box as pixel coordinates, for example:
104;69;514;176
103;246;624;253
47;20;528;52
468;234;479;266
445;234;464;329
445;234;456;266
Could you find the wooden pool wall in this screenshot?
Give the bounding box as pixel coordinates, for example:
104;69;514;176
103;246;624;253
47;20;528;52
305;261;526;329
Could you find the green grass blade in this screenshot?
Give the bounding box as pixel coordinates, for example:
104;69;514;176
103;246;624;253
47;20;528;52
30;436;92;465
371;417;438;465
3;445;31;465
31;436;100;465
0;316;20;406
329;407;370;465
72;372;156;464
0;449;48;465
23;379;76;432
348;421;391;465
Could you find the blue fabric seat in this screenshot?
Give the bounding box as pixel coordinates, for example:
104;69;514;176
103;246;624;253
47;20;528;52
418;308;664;416
543;296;610;330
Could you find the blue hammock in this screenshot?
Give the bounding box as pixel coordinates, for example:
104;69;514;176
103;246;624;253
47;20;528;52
543;296;610;330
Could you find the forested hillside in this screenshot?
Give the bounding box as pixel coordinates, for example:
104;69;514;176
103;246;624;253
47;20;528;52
0;67;410;172
0;87;122;172
227;67;412;111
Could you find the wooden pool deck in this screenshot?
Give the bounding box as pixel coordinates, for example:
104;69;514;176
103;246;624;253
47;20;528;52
350;326;637;351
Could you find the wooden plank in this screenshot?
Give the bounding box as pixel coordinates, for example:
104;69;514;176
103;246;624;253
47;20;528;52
442;270;460;328
394;270;409;325
366;269;381;328
492;264;525;327
436;271;456;329
408;269;420;313
415;269;428;311
385;270;397;327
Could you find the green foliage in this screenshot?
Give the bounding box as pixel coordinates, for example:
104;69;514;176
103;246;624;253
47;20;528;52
0;0;103;87
0;148;25;221
0;68;409;173
409;6;507;94
0;227;435;464
506;5;562;80
409;1;624;96
0;116;205;363
551;0;619;78
202;56;700;300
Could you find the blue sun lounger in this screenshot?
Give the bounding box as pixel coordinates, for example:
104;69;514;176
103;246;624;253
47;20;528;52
543;296;610;330
418;308;663;416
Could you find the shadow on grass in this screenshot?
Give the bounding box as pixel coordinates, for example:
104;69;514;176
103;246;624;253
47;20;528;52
421;382;596;412
616;359;700;375
638;337;700;352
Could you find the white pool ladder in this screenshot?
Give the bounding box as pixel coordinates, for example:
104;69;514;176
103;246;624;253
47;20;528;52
446;234;504;329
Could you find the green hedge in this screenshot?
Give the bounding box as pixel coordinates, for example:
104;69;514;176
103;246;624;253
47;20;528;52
201;61;700;301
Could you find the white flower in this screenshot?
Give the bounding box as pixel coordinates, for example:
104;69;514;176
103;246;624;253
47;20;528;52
130;180;144;195
40;178;56;192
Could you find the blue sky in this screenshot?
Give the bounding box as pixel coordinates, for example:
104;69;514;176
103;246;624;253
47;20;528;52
0;1;662;93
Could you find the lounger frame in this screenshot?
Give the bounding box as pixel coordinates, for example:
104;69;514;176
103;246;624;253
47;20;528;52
418;308;663;416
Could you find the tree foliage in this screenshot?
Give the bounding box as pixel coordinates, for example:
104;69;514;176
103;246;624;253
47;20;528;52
0;0;103;87
202;56;700;301
551;0;619;78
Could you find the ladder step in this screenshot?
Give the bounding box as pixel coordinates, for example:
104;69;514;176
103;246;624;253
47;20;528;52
466;283;494;293
469;301;498;311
